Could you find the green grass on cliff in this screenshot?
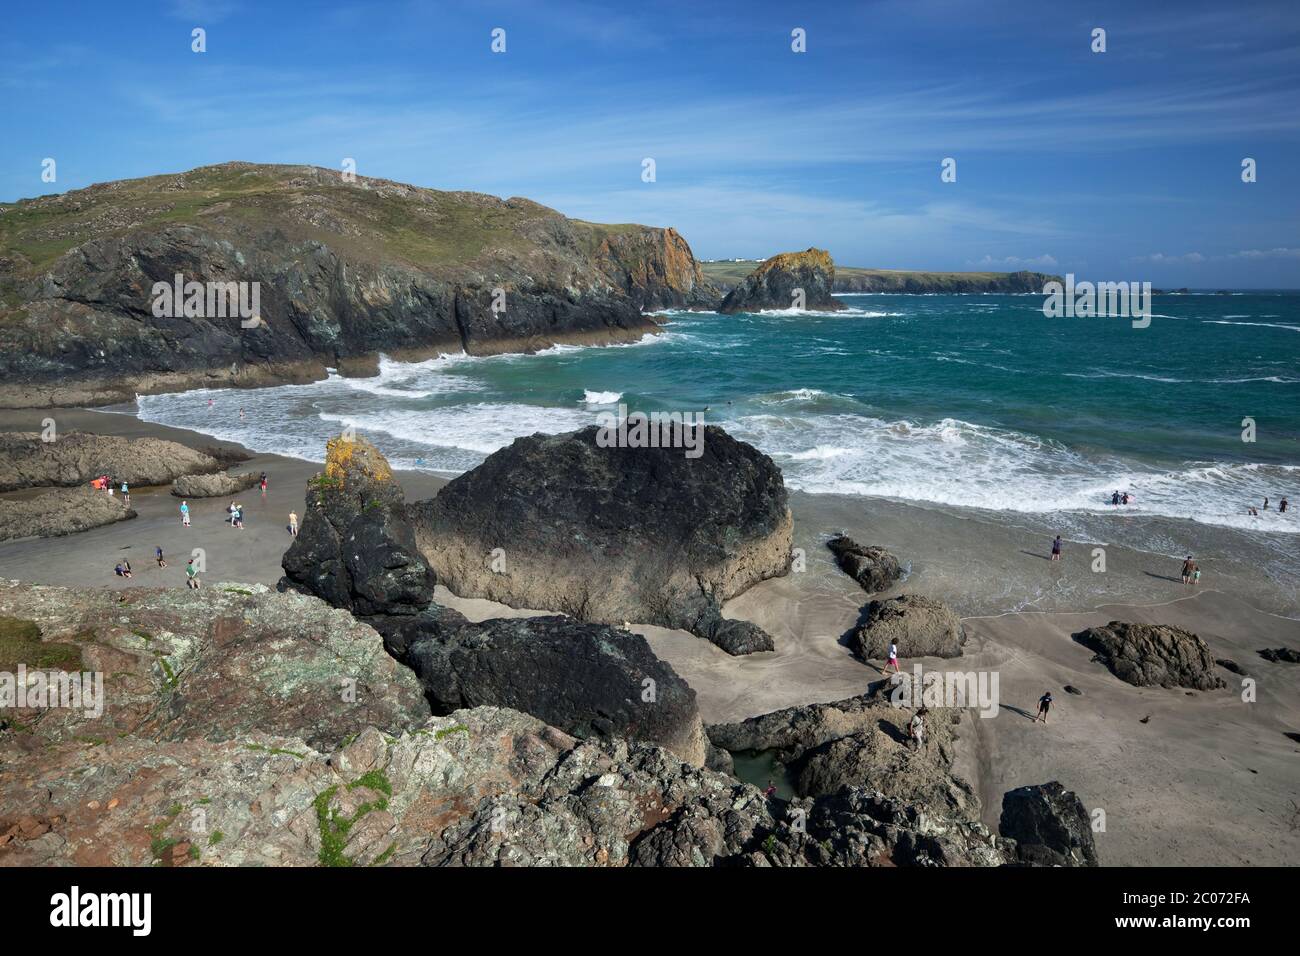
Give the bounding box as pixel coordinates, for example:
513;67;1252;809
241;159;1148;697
0;162;642;278
0;616;83;672
701;260;1055;290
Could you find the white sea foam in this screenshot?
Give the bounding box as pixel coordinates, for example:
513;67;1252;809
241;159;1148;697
582;389;623;405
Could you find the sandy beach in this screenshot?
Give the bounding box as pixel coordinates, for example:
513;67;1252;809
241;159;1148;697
1;406;1297;866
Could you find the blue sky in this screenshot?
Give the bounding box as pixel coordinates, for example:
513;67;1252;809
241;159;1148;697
3;0;1298;286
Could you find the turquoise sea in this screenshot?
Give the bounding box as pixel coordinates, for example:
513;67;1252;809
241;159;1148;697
126;292;1300;568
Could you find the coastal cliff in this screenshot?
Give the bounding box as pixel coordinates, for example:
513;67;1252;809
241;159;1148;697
703;261;1060;295
0;163;720;407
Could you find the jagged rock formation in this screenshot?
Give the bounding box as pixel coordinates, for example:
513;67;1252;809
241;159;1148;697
1000;782;1099;867
707;691;978;818
0;163;720;407
280;436;709;765
1073;622;1226;690
826;534;902;594
853;594;966;661
0;705;1010;867
0;431;224;492
412;425;791;655
1258;647;1300;664
171;471;261;498
718;248;845;314
0;487;135;541
0;581;429;753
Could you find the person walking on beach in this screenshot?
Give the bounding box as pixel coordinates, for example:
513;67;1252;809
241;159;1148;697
1051;535;1062;561
185;558;200;589
156;546;166;569
1181;555;1195;585
288;511;299;536
180;500;190;527
259;472;268;496
1191;562;1201;586
233;503;244;530
884;641;900;675
120;481;129;505
1035;691;1053;724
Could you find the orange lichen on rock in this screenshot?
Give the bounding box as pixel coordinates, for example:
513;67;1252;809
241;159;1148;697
324;435;393;485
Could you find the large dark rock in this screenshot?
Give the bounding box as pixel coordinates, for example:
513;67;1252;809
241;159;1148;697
1258;647;1300;664
718;248;845;314
279;435;436;616
171;471;260;497
0;163;720;408
853;594;965;661
1073;621;1226;690
826;534;902;594
411;424;792;655
388;611;709;767
0;487;135;541
1000;782;1099;867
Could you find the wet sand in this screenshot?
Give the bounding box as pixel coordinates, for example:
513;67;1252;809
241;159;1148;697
1;407;1297;865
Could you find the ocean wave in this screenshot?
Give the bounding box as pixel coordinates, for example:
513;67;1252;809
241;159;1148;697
582;389;623;405
1202;320;1300;332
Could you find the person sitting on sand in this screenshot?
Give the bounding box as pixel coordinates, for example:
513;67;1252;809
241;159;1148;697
1051;535;1062;561
1181;556;1194;584
114;563;125;577
1035;691;1053;724
156;546;166;568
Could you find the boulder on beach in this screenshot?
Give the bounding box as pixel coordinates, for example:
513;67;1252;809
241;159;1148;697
826;534;902;594
852;594;965;661
279;435;437;616
393;612;709;767
1000;781;1099;867
1073;621;1226;690
1258;647;1300;664
410;424;792;655
171;471;261;498
718;248;845;314
280;435;710;765
0;431;226;492
0;487;135;541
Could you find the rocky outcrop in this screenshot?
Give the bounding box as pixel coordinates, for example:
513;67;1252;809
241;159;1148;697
171;471;261;498
1000;782;1099;867
0;487;135;541
0;431;223;492
0;581;429;753
1073;622;1226;690
280;435;437;617
0;163;719;408
702;262;1062;296
826;534;902;594
718;248;844;314
853;594;965;661
1258;647;1300;664
0;705;1009;867
411;425;791;655
281;435;709;765
391;612;708;767
707;691;978;820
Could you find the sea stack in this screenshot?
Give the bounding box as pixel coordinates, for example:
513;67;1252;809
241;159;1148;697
718;248;845;314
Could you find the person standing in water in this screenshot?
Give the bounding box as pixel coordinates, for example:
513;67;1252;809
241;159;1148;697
1051;535;1062;561
1035;691;1053;723
1281;498;1289;513
1111;491;1120;506
120;481;129;505
1263;497;1270;510
288;511;299;536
